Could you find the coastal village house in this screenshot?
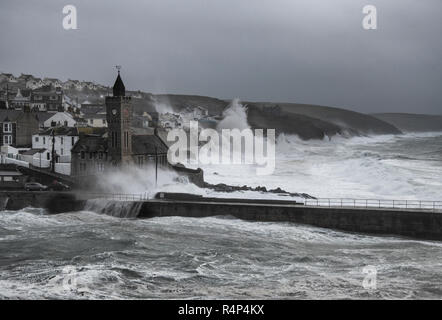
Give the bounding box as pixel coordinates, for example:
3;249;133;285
0;74;16;83
0;110;39;147
30;85;63;112
83;113;107;128
32;127;79;161
12;127;81;175
40;112;77;128
43;78;62;88
71;72;168;181
80;104;107;128
10;89;31;110
26;78;45;90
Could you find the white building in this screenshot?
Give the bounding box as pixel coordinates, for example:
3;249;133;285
43;78;62;87
159;112;182;130
62;79;83;91
19;148;51;168
32;127;79;162
0;73;17;83
84;114;107;127
42;112;77;128
26;78;45;90
193;106;209;118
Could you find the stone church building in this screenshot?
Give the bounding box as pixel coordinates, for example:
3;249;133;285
70;72;169;180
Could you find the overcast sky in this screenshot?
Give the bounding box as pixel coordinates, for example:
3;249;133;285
0;0;441;114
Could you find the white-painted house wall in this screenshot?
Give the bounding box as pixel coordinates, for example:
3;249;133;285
85;117;107;128
32;133;79;161
43;112;77;128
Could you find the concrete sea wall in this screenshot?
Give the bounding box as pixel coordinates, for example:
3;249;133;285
0;191;84;213
139;200;442;241
1;191;441;240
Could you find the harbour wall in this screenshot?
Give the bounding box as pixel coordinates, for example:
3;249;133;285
0;191;84;213
139;200;442;241
1;191;441;241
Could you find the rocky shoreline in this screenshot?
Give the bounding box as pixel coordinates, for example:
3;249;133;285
203;182;317;199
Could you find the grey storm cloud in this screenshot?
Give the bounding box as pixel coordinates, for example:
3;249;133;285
0;0;441;114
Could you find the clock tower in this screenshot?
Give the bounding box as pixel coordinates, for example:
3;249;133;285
106;69;133;165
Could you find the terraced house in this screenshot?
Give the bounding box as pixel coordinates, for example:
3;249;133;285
0;110;39;147
30;85;63;112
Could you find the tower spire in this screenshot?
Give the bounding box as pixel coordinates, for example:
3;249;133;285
112;66;125;97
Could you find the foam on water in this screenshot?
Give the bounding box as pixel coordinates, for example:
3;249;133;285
199;131;442;200
0;210;441;299
1;132;442;299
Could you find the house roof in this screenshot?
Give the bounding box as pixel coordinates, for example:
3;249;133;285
13;88;31;100
132;134;168;155
84;113;106;119
131;127;155;135
71;135;108;153
74;117;88;123
20;148;46;156
19;74;33;80
35;112;54;123
81;106;105;114
39;127;79;136
0;110;23;122
33;85;59;94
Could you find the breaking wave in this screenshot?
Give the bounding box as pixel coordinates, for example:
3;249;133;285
1;210;441;299
217;98;250;131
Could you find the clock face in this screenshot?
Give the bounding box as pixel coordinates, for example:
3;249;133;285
112;108;117;115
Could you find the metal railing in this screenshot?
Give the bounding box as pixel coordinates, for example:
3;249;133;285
303;198;442;212
79;193;442;212
79;192;148;201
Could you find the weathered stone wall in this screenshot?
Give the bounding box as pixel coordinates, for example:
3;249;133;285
2;191;441;241
139;200;442;241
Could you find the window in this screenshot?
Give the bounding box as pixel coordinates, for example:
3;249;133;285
3;135;12;145
51;121;56;127
72;137;75;146
80;151;85;159
124;131;129;150
111;131;117;148
64;121;68;127
47;153;50;160
61;149;63;155
35;136;39;143
3;122;12;133
60;137;63;145
89;119;93;124
43;137;46;144
97;163;105;172
98;152;103;160
89;152;93;160
102;119;106;125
